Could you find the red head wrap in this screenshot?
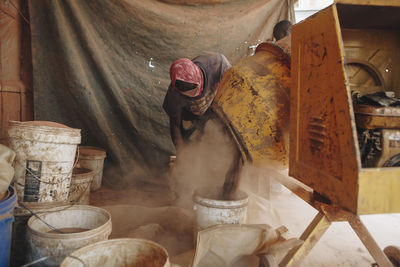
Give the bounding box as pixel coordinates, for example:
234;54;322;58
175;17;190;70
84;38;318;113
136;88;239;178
169;58;203;97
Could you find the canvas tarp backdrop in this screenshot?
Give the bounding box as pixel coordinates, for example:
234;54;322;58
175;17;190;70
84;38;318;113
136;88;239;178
28;0;293;187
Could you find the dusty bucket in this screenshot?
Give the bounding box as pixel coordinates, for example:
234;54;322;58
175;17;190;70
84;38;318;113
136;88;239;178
27;205;112;266
68;168;94;205
11;201;69;267
0;186;17;267
8;121;81;203
60;238;170;267
192;187;248;234
77;146;106;191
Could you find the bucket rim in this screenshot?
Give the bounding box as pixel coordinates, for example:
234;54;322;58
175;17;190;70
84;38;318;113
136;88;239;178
72;168;95;181
78;146;106;159
27;205;112;239
61;238;170;267
8;120;81;144
15;200;70;216
0;186;17;214
192;187;249;209
8;120;79;131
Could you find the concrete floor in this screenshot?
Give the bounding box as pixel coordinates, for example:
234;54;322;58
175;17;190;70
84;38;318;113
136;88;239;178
90;175;400;267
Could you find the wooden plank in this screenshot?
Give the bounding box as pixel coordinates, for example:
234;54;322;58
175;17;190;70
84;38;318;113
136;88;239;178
348;215;393;267
279;211;331;267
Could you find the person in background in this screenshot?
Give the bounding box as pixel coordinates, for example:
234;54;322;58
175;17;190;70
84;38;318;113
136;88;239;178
273;20;292;55
163;52;231;152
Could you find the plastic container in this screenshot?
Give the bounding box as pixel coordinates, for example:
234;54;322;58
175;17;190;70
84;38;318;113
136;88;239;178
11;201;70;267
0;186;17;267
60;238;170;267
193;187;248;233
77;146;106;191
8;121;81;202
68;168;94;205
27;205;112;266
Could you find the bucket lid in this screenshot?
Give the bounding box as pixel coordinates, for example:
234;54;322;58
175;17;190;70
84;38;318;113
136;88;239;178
78;146;106;159
8;120;81;144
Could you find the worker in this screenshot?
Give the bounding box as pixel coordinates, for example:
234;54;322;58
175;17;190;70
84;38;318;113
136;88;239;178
273;20;292;55
163;52;241;197
163;52;231;152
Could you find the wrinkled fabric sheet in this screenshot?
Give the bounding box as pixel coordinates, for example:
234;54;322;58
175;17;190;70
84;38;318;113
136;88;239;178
29;0;293;186
192;224;302;267
0;144;16;195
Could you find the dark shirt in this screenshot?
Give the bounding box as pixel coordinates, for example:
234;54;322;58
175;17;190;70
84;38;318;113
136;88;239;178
163;52;231;121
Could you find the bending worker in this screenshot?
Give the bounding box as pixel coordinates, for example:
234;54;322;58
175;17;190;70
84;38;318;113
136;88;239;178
163;52;231;152
163;52;241;196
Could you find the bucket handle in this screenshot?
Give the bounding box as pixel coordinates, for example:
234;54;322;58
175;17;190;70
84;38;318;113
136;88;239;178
17;146;80;185
18;202;65;233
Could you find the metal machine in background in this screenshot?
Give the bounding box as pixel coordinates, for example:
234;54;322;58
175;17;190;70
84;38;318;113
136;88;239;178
288;0;400;266
214;0;400;266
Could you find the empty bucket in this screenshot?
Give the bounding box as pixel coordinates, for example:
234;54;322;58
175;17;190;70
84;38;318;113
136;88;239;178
27;205;112;266
77;146;106;191
0;186;17;267
193;187;248;234
8;121;81;202
60;238;170;267
68;168;94;205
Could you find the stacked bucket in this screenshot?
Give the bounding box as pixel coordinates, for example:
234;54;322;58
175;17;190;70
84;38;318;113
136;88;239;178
4;121;109;266
2;120;173;267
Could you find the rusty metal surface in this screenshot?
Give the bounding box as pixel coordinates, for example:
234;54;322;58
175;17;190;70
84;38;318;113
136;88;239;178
354;104;400;129
213;42;291;167
290;5;361;213
290;2;400;215
335;0;400;6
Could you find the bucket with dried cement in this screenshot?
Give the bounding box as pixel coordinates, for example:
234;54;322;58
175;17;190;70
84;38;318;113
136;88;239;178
27;205;112;266
11;200;70;267
193;187;249;234
60;238;171;267
68;168;94;205
8;121;81;202
77;146;106;191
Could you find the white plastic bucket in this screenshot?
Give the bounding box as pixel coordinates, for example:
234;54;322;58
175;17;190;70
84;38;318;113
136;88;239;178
77;146;106;191
8;121;81;202
68;168;94;205
60;238;170;267
193;187;248;233
27;205;112;266
11;201;70;267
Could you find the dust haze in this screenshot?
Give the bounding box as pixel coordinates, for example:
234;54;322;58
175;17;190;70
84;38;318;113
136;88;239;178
169;118;239;209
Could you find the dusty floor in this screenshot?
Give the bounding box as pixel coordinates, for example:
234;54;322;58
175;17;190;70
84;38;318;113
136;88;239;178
90;175;400;267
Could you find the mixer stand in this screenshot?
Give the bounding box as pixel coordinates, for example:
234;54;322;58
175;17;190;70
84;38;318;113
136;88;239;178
270;172;395;267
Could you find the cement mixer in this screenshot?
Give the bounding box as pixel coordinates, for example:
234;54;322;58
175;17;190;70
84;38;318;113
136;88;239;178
212;1;400;266
213;42;291;169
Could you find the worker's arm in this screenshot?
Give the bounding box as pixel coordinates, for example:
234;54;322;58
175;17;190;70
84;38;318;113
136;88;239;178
169;112;183;152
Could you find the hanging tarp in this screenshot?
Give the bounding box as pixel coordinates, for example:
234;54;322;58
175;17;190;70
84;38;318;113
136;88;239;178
28;0;293;186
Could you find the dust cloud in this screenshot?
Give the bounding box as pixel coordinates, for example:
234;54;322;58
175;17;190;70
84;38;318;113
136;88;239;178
169;118;239;209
